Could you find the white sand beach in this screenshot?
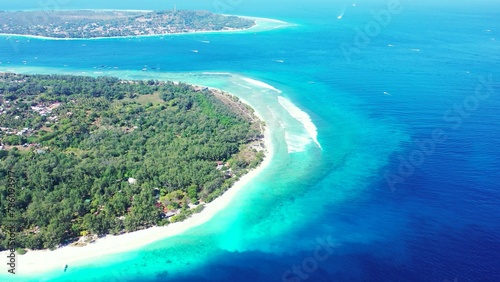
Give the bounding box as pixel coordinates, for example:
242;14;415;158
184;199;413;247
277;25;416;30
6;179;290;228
1;90;274;277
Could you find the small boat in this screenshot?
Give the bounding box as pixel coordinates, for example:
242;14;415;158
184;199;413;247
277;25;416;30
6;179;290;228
63;264;68;272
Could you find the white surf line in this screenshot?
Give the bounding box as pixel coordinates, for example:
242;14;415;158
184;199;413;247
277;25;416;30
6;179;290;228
284;132;312;153
201;72;232;76
278;96;322;150
234;82;253;90
240;77;283;93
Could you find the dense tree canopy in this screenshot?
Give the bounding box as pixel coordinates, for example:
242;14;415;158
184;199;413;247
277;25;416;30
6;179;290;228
0;73;264;250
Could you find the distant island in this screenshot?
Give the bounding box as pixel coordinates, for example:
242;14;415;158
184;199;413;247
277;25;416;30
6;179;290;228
0;73;265;251
0;10;256;39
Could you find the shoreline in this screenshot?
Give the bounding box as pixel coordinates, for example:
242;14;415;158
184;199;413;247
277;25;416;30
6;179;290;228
0;83;275;277
0;16;289;41
1;8;154;13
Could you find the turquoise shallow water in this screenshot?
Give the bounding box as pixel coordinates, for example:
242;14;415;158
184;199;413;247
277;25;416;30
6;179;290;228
1;0;499;281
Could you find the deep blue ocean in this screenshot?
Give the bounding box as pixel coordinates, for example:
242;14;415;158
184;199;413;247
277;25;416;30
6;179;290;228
0;0;499;281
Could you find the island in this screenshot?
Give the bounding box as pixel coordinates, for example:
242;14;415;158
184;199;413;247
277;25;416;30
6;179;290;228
0;10;256;39
0;73;266;252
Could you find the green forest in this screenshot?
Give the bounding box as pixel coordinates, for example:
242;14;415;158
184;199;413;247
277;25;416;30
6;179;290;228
0;73;265;251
